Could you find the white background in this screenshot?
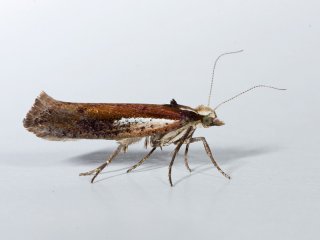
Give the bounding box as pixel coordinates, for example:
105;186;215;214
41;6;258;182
1;1;319;239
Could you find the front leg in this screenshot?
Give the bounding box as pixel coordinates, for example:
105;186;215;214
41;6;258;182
184;143;192;172
188;137;231;179
183;129;195;173
168;126;194;187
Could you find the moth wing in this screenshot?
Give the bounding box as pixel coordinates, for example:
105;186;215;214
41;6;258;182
24;92;200;140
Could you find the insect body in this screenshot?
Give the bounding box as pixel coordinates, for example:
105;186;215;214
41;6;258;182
23;93;228;186
23;51;285;186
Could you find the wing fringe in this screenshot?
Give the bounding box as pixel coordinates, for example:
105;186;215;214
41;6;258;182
23;91;58;137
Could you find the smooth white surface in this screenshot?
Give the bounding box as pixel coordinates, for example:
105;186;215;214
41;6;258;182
1;1;319;240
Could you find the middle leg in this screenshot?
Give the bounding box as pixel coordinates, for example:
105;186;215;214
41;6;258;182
127;147;157;173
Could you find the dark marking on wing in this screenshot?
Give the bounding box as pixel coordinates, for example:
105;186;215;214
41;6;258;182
170;99;178;106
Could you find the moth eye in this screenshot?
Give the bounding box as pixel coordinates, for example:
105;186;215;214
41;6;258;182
202;116;213;126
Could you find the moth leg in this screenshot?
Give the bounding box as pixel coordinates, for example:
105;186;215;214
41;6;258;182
168;143;184;187
168;127;194;187
144;137;149;149
127;147;157;173
79;144;123;183
184;143;192;173
183;130;195;173
189;137;231;179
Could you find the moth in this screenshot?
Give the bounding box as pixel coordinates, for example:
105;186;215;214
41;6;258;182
23;50;285;186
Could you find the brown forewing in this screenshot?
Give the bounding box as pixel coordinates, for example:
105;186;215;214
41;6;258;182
23;92;202;140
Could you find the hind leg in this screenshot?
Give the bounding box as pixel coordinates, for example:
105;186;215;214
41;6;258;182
79;144;123;183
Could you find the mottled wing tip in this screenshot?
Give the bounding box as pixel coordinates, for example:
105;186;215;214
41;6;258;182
23;91;56;135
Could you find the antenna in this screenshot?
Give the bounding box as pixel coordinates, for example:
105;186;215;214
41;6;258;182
214;85;286;110
207;49;244;107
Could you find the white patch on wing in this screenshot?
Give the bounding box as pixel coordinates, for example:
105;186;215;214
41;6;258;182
114;117;176;126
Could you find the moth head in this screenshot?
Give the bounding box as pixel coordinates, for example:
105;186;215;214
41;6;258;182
195;105;224;128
